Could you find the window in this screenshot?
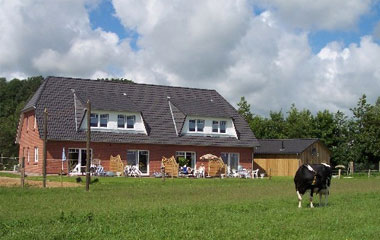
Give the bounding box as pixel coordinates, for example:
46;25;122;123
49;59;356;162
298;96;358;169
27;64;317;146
127;150;149;174
176;151;196;169
221;152;239;172
90;114;98;127
33;116;37;129
100;114;109;127
220;121;226;133
117;115;125;128
26;116;29;131
197;120;205;132
34;147;39;162
27;148;30;163
189;119;196;132
212;121;219;133
127;115;136;128
68;148;92;173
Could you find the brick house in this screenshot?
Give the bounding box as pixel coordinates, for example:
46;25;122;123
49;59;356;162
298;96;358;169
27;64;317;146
16;76;259;175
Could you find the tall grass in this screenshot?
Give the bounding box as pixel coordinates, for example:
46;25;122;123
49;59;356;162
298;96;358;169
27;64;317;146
0;175;380;239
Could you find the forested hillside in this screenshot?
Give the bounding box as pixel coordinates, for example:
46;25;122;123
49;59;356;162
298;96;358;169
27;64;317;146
0;77;43;157
238;96;380;168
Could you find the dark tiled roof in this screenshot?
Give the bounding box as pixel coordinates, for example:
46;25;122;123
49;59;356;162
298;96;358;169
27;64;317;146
170;98;230;118
22;79;47;111
28;76;258;148
255;139;319;154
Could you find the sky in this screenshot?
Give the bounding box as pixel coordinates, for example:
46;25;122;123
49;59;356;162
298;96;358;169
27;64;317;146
1;0;380;116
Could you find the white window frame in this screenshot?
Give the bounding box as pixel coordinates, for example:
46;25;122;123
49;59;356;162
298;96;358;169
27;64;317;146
33;116;37;129
220;120;226;133
212;121;219;133
99;114;109;128
90;113;99;127
67;148;93;172
189;119;196;132
117;114;125;128
126;150;149;175
175;151;196;169
27;148;30;163
34;147;39;163
221;152;240;172
126;115;136;129
196;119;205;132
189;119;205;132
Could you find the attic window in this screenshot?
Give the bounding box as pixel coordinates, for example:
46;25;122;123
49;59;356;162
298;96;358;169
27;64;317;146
127;115;135;129
100;114;109;128
220;121;226;133
212;121;218;132
90;114;98;127
189;120;196;132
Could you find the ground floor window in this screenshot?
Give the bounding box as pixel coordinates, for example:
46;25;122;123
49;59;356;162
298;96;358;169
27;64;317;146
221;152;239;172
176;151;196;169
68;148;92;173
127;150;149;175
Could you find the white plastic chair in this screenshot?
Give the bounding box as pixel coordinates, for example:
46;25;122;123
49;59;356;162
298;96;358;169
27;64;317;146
252;169;259;179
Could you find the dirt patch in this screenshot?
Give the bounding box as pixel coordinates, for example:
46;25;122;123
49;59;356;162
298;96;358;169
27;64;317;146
0;177;80;188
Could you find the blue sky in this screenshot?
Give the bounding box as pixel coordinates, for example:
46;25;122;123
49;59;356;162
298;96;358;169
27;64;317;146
88;0;140;50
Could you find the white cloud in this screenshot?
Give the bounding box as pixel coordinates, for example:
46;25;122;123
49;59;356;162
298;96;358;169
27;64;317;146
254;0;372;30
1;0;380;116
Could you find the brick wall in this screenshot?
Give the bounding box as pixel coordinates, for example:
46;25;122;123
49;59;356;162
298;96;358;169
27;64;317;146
18;110;44;174
46;141;253;175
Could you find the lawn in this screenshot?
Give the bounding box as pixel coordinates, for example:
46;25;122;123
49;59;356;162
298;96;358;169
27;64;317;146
0;174;380;240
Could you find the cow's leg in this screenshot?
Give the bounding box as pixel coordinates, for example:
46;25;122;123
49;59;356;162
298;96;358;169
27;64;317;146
309;190;314;208
325;188;329;206
296;190;303;208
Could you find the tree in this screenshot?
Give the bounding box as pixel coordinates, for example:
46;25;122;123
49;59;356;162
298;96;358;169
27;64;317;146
0;76;43;157
237;96;253;123
285;104;314;138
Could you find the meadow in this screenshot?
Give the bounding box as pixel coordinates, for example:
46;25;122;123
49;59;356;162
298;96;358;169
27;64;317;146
0;174;380;240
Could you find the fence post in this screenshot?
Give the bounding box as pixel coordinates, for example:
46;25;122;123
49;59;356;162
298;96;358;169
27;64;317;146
85;100;91;192
21;157;25;188
43;108;48;188
268;168;272;180
368;169;371;178
338;169;341;179
0;154;3;170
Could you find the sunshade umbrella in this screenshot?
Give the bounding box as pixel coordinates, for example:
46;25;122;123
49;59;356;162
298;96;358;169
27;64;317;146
335;165;345;169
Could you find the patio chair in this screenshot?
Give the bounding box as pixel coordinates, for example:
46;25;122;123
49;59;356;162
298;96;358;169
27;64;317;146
231;169;239;178
252;169;259;179
194;165;206;178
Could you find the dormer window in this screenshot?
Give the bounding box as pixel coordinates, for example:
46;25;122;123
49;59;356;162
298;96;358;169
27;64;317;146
127;115;135;129
189;119;196;132
189;119;205;132
117;115;125;128
90;114;98;127
220;121;226;133
100;114;109;127
212;121;218;133
197;120;205;132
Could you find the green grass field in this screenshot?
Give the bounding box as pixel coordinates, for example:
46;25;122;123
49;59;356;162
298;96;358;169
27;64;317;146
1;174;380;240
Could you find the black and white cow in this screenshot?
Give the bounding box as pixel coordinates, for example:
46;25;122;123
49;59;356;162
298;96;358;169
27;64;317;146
294;163;332;208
